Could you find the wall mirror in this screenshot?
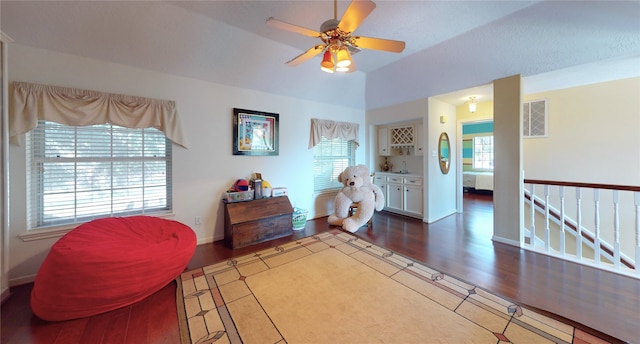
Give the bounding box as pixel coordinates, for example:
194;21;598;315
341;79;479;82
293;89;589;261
438;132;450;174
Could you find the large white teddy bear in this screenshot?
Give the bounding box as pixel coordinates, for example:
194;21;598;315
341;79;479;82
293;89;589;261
328;164;385;233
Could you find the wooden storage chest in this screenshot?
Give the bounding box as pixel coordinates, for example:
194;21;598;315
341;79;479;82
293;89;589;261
223;196;294;249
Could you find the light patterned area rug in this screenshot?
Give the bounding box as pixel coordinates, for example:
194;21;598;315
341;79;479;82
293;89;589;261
176;230;609;344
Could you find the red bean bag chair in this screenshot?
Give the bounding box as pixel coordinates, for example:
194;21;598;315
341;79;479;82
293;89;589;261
31;216;196;321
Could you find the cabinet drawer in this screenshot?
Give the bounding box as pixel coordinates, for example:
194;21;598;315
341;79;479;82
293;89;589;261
387;176;403;184
404;177;423;186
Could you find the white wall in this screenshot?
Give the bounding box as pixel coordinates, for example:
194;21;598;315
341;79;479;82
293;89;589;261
367;97;458;223
522;77;640;255
426;98;457;223
367;99;427;219
523;77;640;185
6;44;365;285
457;77;640;186
367;100;427;201
367;98;427;126
493;75;524;245
455;77;640;252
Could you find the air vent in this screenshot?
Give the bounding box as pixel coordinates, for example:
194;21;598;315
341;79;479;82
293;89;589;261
523;99;548;138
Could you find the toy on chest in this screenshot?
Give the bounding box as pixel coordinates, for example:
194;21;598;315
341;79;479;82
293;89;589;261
224;179;253;202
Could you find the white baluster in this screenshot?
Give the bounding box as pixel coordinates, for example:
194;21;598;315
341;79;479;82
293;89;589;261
576;187;582;260
544;185;550;252
635;192;640;275
559;186;566;256
529;184;535;248
594;189;601;264
613;190;620;269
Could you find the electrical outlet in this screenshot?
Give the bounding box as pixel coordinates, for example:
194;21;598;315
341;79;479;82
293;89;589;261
195;216;202;225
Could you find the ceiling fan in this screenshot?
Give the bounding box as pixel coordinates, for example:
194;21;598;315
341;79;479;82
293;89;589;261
266;0;405;73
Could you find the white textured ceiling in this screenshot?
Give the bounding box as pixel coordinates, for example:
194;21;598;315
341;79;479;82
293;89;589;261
1;0;639;110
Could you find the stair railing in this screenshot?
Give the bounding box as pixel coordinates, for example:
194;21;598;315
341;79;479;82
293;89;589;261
523;179;640;278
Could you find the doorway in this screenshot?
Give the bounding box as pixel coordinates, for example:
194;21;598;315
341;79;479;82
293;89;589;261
456;119;494;213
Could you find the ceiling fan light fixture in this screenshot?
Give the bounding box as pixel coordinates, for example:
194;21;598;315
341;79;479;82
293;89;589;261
336;47;352;68
321;50;334;69
321;66;335;73
269;0;405;74
320;18;340;33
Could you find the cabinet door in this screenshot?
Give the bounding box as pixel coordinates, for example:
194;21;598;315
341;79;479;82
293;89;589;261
377;126;390;156
414;124;424;156
404;185;423;216
373;174;387;207
378;183;387;205
387;183;403;211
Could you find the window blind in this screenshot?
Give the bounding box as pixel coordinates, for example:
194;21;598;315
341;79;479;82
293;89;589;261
313;137;355;192
26;120;172;228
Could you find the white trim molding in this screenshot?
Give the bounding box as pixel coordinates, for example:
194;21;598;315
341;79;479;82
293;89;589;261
1;30;12;300
492;235;521;247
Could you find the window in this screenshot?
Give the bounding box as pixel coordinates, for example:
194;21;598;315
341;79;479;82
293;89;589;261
523;99;548;138
473;135;494;170
26;120;172;229
313;137;356;192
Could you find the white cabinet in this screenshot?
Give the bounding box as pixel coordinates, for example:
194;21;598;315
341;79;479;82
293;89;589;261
414;124;424;156
389;125;414;147
403;176;422;188
403;177;423;216
386;176;404;211
378;173;423;218
378;123;423;156
377;126;390;156
373;174;387;200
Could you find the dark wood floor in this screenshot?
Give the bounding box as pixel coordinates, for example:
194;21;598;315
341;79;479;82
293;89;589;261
2;193;638;343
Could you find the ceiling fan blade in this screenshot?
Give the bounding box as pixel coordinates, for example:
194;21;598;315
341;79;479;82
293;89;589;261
338;0;376;34
352;36;406;53
286;45;325;66
266;17;321;38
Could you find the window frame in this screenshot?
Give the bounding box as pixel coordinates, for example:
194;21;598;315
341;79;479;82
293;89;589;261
26;120;173;230
313;136;356;193
472;135;494;171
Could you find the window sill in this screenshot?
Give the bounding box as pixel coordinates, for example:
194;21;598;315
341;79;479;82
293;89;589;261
19;212;176;242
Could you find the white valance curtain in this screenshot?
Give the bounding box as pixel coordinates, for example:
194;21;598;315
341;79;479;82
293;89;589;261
308;118;359;149
9;81;187;148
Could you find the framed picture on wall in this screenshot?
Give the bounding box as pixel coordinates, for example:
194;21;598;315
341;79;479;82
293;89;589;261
232;108;279;156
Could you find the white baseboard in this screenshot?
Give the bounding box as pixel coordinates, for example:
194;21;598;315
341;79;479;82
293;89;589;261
491;235;521;247
314;211;331;218
197;236;216;245
1;287;11;303
10;274;36;287
426;210;456;224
